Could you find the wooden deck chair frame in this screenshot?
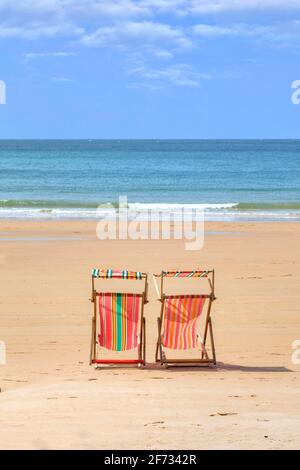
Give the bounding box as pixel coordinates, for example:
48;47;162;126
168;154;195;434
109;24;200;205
153;270;216;368
90;269;148;367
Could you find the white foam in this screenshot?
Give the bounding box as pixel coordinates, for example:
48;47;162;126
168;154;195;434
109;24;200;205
128;202;238;210
0;203;299;221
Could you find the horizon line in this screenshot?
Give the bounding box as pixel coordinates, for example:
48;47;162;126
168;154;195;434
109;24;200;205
1;138;300;141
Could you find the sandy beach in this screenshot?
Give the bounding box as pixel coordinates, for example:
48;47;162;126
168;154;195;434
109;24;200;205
1;0;300;453
0;220;299;450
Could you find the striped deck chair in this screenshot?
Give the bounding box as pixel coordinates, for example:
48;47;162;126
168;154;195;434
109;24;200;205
90;269;148;367
153;270;216;367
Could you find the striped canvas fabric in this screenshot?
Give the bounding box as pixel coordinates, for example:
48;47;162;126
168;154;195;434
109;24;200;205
92;269;142;280
161;295;206;350
98;293;142;351
161;271;209;278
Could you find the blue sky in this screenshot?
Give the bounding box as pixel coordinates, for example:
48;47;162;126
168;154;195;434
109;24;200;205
0;0;300;138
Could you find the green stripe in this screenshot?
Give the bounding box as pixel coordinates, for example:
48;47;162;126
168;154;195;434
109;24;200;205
116;293;123;351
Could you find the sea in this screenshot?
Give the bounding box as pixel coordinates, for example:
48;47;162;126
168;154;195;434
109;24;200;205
0;139;299;221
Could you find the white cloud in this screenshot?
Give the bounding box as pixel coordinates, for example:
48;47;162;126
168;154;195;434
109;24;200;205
25;51;76;60
1;0;300;21
2;0;299;93
192;20;300;43
69;0;150;17
0;0;63;14
0;0;149;18
192;23;272;37
2;0;300;93
140;0;187;12
128;62;210;86
188;0;300;14
1;1;300;46
192;24;239;36
81;21;192;48
0;22;83;39
149;47;174;58
52;76;73;82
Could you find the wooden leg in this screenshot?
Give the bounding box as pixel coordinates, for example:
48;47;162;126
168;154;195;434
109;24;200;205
90;313;96;366
156;316;167;367
155;317;161;363
143;317;146;366
161;348;167;368
138;330;142;364
91;296;97;365
89;319;94;365
93;318;97;363
209;318;217;365
202;300;212;360
201;322;209;360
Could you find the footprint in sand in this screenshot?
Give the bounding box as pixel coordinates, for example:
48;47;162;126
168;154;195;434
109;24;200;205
229;394;256;398
4;379;28;383
150;377;173;380
144;421;165;427
238;276;262;280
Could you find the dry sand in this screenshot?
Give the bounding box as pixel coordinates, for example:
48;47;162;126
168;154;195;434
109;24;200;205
0;220;299;450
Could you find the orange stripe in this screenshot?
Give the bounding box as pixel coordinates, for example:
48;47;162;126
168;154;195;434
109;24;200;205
180;296;188;349
170;297;178;348
178;297;188;349
190;297;199;348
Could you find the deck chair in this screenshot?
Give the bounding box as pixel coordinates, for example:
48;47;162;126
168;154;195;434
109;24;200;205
153;270;216;367
90;269;148;367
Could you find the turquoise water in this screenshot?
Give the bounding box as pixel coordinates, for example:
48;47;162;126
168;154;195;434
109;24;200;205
0;139;299;220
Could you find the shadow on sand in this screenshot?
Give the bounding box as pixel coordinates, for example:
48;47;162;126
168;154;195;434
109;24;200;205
92;362;293;373
161;362;293;373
